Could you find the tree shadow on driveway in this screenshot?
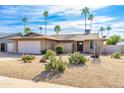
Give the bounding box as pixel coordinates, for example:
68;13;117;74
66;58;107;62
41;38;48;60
32;71;63;82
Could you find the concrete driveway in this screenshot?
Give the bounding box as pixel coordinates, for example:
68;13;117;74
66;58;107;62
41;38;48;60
0;52;21;61
0;76;72;88
0;52;41;61
0;52;21;57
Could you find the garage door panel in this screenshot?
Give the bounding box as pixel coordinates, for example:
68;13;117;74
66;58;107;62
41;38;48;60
7;43;14;52
18;41;41;54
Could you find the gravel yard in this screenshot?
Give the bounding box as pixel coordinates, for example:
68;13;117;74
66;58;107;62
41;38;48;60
0;53;124;87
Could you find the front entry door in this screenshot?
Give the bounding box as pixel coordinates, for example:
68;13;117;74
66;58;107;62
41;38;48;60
77;41;83;52
1;43;5;52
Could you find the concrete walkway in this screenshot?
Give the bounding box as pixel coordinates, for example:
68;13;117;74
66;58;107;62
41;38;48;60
0;76;73;88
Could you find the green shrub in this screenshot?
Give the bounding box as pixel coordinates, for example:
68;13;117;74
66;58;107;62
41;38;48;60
69;52;86;64
22;55;35;63
55;45;64;54
45;56;56;71
45;56;66;72
56;57;66;72
41;49;47;55
43;50;56;59
111;52;121;59
107;35;121;45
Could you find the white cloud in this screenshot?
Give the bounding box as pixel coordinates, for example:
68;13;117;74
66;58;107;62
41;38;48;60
110;22;124;29
48;5;109;16
0;5;123;37
0;20;18;26
93;16;115;23
0;25;23;33
49;16;115;30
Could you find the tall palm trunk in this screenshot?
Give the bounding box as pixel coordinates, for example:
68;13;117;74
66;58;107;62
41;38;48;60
40;29;42;34
85;14;87;31
45;17;47;36
98;30;100;36
108;30;109;37
44;17;47;50
101;31;103;37
24;22;26;34
90;20;92;31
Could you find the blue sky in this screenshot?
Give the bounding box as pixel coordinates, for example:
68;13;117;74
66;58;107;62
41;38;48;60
0;5;124;36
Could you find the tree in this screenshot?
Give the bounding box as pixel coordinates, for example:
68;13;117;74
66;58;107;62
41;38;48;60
22;17;27;34
106;35;121;45
43;11;48;36
88;14;94;31
99;27;105;37
106;26;112;37
43;11;49;50
18;32;22;36
54;25;61;35
81;7;90;32
25;27;31;34
39;26;43;34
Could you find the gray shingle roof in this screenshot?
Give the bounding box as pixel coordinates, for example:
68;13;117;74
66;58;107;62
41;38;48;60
51;33;103;41
0;33;19;39
11;33;105;41
11;35;57;40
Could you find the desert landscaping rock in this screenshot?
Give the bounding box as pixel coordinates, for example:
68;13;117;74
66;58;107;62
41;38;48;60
0;53;124;87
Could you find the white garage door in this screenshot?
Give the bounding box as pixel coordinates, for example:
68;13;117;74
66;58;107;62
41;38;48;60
18;41;41;54
7;43;14;52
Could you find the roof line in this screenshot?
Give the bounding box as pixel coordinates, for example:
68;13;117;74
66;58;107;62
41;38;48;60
0;33;19;39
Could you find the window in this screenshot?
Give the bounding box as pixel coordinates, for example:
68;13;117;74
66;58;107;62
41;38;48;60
79;42;83;45
90;40;94;49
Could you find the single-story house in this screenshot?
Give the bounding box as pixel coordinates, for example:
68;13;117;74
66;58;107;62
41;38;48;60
0;33;20;52
9;32;105;54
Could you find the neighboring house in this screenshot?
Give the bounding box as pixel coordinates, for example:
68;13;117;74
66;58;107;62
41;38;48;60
102;41;124;54
10;32;105;54
117;41;124;45
0;33;20;52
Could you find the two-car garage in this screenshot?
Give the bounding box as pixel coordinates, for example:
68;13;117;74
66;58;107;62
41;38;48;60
18;41;41;54
7;40;74;54
7;41;41;54
6;32;74;54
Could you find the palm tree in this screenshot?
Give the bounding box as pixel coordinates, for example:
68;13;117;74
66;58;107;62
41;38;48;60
88;14;94;31
81;7;90;32
43;11;48;50
39;26;43;34
106;26;112;37
25;27;31;34
22;17;27;34
43;11;48;36
54;25;61;35
99;27;105;37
